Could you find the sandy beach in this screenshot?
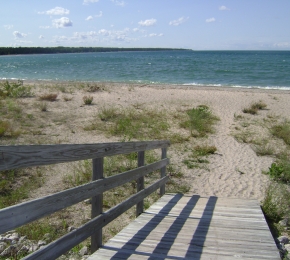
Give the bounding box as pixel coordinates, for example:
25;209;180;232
4;82;290;202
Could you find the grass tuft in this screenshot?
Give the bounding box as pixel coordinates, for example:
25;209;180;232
264;156;290;184
83;95;93;105
242;101;267;115
262;181;290;223
0;120;21;138
180;105;219;137
0;80;33;98
39;93;58;101
86;107;170;141
271;120;290;145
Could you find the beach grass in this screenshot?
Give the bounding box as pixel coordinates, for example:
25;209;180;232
271;120;290;145
242;100;267;115
39;93;58;101
0;80;33;98
82;95;93;105
180;105;220;137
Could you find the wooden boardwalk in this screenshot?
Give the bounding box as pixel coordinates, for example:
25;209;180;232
88;193;280;260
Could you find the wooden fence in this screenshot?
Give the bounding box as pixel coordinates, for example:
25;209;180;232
0;140;170;259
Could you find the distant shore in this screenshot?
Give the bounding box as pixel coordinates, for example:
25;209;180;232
0;47;188;56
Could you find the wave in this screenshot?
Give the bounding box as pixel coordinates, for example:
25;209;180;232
183;82;290;90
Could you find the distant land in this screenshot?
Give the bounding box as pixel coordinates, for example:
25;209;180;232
0;47;187;56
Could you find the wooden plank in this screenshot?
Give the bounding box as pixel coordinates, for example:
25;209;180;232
89;194;279;260
160;147;167;196
22;177;169;260
136;151;144;216
91;157;104;253
0;159;169;234
0;140;170;170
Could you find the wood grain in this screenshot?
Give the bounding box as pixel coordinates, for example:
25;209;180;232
22;177;169;260
0;158;169;234
0;141;170;171
88;194;280;260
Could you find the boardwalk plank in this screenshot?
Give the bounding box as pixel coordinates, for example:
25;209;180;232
88;194;280;260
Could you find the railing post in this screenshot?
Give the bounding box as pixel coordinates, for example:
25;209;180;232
136;151;145;216
91;157;104;253
160;148;167;196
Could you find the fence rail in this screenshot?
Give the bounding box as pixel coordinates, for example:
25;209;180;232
0;141;170;260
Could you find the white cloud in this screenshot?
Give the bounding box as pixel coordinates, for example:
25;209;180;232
219;6;230;11
133;28;139;32
86;16;93;21
98;29;111;36
138;19;157;27
52;17;73;28
4;25;13;30
149;33;163;37
13;31;27;38
83;0;99;5
39;35;44;39
169;17;189;26
75;31;99;39
39;26;50;29
39;7;70;16
111;0;125;6
96;11;103;18
273;42;290;48
206;17;216;23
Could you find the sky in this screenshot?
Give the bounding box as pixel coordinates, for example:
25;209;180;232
1;0;290;50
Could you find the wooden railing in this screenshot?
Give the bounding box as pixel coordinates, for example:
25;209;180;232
0;141;170;260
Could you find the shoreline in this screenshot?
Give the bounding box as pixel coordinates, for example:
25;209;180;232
7;79;290;94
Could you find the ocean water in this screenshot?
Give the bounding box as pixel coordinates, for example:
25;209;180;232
0;50;290;90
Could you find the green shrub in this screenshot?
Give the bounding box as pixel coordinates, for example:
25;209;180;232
264;157;290;184
83;95;93;105
0;80;33;98
180;105;219;137
271;120;290;145
262;182;290;223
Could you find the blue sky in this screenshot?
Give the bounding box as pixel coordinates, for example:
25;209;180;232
1;0;290;50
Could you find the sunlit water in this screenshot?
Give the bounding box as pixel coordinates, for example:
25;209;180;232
0;50;290;90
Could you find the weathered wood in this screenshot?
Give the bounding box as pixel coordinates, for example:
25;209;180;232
91;157;104;253
160;147;167;196
0;141;170;171
136;151;145;216
88;194;280;260
22;177;169;260
0;159;169;234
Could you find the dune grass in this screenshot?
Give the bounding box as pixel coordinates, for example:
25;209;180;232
0;80;33;98
180;105;219;137
39;93;58;101
85;106;192;144
271;120;290;146
183;144;217;169
242;101;267;115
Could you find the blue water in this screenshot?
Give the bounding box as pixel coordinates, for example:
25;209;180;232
0;50;290;90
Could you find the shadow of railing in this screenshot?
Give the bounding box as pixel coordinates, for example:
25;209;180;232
104;194;217;259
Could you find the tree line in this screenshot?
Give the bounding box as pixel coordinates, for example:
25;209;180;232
0;47;186;55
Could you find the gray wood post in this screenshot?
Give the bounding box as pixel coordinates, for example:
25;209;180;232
160;148;167;196
91;157;104;253
136;151;145;216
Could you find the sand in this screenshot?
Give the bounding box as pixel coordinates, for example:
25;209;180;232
10;82;290;202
